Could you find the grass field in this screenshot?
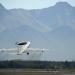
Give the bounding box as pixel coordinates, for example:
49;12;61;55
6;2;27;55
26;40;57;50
0;69;75;75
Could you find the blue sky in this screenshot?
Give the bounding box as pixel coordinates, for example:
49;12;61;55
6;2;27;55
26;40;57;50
0;0;75;9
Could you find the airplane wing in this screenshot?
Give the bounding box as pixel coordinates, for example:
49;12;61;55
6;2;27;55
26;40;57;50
0;48;17;52
22;48;48;53
17;48;48;55
27;48;48;51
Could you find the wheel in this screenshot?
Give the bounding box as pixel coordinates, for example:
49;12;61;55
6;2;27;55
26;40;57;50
27;52;29;55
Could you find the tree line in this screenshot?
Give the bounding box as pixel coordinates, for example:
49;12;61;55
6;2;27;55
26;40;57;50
0;60;75;69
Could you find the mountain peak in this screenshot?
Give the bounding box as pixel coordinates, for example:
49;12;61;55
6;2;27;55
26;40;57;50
55;2;71;7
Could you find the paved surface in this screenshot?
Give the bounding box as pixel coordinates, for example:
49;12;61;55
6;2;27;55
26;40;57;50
0;69;75;75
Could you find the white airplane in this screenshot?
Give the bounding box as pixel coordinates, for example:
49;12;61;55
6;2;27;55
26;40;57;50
0;41;48;55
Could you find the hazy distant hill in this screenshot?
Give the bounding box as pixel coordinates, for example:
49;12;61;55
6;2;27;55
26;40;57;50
0;2;75;60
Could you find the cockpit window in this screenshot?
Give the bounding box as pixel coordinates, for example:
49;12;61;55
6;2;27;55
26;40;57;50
17;42;27;45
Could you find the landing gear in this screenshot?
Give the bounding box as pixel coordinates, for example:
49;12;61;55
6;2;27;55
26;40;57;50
27;52;29;55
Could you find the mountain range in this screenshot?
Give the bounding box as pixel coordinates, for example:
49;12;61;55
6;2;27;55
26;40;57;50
0;2;75;60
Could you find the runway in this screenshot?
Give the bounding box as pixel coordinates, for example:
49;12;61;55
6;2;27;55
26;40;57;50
0;69;75;75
